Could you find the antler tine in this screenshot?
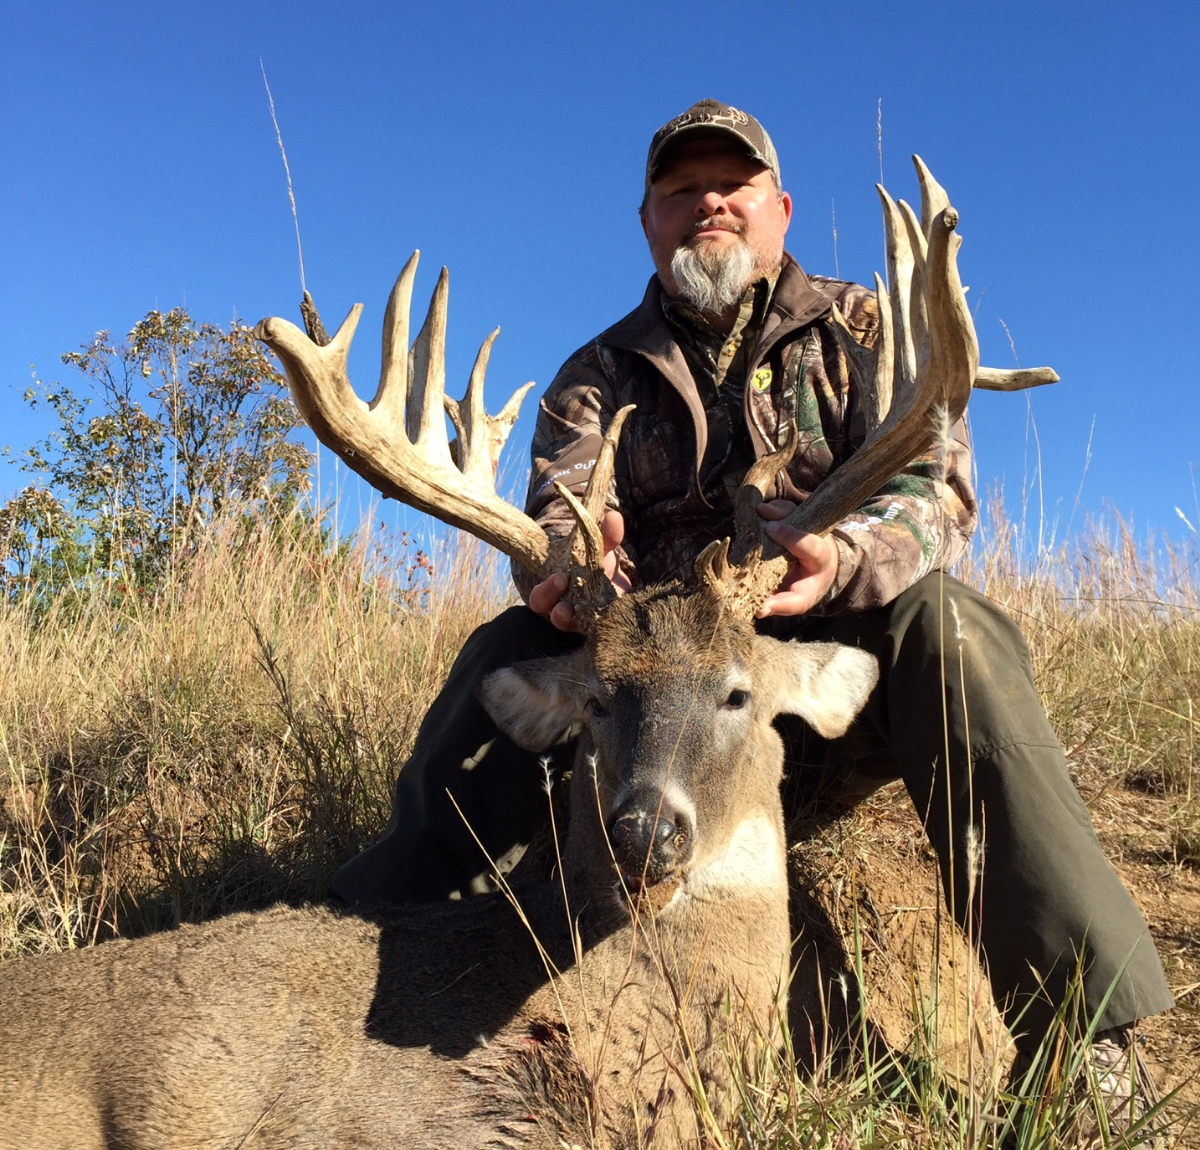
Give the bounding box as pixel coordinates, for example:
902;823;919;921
706;433;796;613
465;330;499;422
975;365;1060;391
254;255;552;580
878;185;918;396
582;404;635;526
924;201;976;427
407;268;453;463
794;156;976;539
695;537;734;594
895;197;930;387
869;271;896;432
444;330;538;489
828;299;879;431
897;197;928;263
726;432;799;566
552;483;613;620
545;404;637;628
913;155;951;238
372;252;418;427
259;302;366;428
488;379;538;454
458;328;501;483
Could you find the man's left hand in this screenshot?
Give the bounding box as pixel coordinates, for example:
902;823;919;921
754;500;839;618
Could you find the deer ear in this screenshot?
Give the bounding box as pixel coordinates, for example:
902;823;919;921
764;640;879;738
478;649;593;752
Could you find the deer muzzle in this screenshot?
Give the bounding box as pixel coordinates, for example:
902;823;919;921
608;794;694;888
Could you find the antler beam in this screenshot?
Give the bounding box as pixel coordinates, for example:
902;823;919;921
254;252;627;628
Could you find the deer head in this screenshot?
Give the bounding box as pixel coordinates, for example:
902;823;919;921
479;587;877;921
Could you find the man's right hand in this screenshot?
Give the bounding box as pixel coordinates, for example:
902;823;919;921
529;510;631;632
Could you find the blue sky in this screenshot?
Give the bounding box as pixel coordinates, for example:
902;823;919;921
3;1;1198;555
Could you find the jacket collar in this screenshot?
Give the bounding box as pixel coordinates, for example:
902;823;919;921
599;252;833;364
596;253;834;501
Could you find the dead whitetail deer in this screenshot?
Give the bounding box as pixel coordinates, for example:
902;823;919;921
0;158;1052;1149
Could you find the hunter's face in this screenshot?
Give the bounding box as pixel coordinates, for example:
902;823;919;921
641;138;792;298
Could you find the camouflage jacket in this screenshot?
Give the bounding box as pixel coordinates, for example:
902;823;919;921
517;254;977;614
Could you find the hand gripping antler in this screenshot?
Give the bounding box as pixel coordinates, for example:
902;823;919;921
698;156;983;617
254;251;630;629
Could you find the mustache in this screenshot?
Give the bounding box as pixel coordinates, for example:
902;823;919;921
688;216;746;238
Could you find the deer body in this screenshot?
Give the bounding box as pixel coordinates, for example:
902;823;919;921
0;894;745;1148
0;591;876;1149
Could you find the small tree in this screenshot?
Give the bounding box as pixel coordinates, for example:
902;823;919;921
2;308;313;599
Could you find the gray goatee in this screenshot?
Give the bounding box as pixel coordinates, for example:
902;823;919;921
670;236;756;314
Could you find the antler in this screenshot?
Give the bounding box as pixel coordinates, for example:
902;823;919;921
699;156;982;617
254;251;629;629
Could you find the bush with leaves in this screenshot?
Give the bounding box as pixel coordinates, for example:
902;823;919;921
2;308;312;600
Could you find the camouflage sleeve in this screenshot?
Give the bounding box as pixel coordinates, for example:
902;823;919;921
816;284;979;614
510;341;634;603
819;415;977;614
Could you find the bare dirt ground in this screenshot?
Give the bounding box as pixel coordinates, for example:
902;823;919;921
1090;780;1200;1128
787;773;1200;1142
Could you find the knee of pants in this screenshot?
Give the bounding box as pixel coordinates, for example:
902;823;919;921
879;575;1060;766
888;575;1037;687
892;575;1027;653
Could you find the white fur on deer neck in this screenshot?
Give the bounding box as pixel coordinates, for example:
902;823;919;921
684;812;787;899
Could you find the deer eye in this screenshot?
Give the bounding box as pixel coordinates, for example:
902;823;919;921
722;689;749;710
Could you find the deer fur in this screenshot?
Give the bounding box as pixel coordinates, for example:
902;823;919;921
0;587;876;1149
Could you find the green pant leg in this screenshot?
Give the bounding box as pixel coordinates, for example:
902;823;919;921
785;573;1173;1047
331;606;582;905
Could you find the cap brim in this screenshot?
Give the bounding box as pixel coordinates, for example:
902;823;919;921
647;126;769;185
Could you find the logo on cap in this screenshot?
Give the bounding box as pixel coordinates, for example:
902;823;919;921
645;99;780;193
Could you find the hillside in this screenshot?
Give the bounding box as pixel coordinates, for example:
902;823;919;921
0;506;1196;1144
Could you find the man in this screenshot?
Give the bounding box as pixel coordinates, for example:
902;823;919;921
333;100;1172;1134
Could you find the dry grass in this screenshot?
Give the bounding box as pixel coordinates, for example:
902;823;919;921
958;496;1200;865
0;507;505;955
0;496;1197;1144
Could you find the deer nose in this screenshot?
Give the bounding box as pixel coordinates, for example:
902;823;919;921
608;798;693;886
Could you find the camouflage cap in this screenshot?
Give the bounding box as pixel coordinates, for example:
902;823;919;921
645;99;781;193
